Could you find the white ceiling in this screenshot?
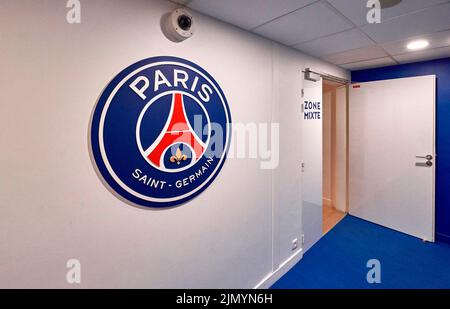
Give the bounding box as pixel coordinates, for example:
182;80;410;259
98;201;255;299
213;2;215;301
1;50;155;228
171;0;450;71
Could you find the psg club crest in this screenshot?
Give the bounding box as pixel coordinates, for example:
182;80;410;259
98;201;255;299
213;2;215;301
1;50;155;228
90;56;232;208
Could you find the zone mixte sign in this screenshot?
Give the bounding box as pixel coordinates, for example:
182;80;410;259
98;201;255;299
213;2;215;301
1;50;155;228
90;56;232;208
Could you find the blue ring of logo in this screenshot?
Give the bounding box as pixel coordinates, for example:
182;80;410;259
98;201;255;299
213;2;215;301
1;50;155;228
90;56;232;208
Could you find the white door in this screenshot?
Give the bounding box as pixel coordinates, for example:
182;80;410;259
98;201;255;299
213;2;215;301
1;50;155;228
349;75;435;241
302;75;323;251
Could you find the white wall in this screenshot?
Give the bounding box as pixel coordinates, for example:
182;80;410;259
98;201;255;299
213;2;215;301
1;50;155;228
321;85;348;213
322;85;347;213
335;86;348;213
322;91;333;208
0;0;348;288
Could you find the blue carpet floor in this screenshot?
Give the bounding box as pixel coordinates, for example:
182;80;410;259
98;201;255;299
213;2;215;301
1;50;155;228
272;215;450;289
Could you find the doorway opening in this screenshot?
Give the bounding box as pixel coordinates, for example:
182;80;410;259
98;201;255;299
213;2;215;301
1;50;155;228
322;79;348;234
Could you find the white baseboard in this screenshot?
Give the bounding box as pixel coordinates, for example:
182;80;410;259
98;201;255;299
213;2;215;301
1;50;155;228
254;248;303;289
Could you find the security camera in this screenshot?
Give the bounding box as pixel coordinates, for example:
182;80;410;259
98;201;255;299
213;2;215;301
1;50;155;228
161;8;195;43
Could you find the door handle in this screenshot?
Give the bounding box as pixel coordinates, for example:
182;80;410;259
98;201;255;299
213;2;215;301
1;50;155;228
416;155;433;160
416;155;433;168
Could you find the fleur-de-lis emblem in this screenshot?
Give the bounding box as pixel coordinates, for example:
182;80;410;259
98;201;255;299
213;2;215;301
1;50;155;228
170;147;187;165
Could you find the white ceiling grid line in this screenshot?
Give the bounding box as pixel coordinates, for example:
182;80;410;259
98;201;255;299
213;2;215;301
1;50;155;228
170;0;450;70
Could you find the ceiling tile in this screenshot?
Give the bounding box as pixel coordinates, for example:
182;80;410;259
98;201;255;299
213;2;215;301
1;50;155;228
294;29;374;58
253;1;353;46
381;30;450;55
322;46;389;65
393;46;450;64
171;0;450;68
170;0;189;4
326;0;450;27
186;0;316;30
360;2;450;43
341;57;396;71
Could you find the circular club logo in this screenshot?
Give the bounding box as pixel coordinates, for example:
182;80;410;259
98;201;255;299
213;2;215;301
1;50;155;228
90;56;231;208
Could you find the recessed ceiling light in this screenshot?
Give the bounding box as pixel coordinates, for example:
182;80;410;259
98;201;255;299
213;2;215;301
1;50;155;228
407;40;430;50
